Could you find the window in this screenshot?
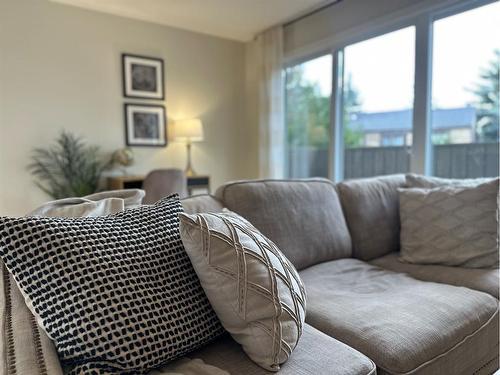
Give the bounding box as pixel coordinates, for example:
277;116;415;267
431;2;500;178
341;27;415;179
285;55;332;178
284;1;499;180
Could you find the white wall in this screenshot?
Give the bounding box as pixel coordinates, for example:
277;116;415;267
243;41;261;179
0;0;254;216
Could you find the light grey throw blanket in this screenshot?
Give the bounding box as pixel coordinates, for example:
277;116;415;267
28;189;145;217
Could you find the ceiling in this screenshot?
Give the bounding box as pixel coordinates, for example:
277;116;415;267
49;0;334;42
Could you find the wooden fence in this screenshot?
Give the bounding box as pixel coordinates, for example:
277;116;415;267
343;146;411;179
432;142;499;178
287;142;499;179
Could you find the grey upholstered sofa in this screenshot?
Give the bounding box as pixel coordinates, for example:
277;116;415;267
180;175;499;375
2;175;497;375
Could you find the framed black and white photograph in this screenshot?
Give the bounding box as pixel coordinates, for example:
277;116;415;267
124;104;167;147
122;54;164;99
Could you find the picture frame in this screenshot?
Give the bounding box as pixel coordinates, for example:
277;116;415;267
122;54;164;100
124;104;167;147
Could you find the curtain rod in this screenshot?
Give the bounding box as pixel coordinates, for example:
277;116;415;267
283;0;344;27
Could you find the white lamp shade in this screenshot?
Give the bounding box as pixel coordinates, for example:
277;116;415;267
172;118;204;142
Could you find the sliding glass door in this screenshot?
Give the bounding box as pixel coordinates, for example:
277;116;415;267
284;1;499;180
341;27;415;179
285;55;332;178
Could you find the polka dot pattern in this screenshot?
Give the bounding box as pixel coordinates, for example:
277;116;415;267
0;196;224;374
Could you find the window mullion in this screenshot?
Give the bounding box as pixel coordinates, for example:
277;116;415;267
329;49;344;182
411;14;433;175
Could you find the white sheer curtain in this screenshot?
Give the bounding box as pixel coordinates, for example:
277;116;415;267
255;26;285;179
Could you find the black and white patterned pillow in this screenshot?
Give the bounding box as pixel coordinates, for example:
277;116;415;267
0;195;224;374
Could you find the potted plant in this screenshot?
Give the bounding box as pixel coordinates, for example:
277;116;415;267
28;131;111;199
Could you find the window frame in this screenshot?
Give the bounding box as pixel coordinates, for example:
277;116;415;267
283;0;498;181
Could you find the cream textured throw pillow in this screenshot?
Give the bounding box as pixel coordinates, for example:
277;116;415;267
405;173;494;188
179;211;306;372
399;179;499;268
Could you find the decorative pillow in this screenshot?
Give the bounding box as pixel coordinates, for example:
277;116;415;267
179;211;306;372
399;179;499;268
0;191;146;375
405;173;494;188
0;196;224;374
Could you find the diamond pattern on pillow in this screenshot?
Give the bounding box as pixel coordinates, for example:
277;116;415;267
180;211;306;371
399;179;499;268
0;196;223;374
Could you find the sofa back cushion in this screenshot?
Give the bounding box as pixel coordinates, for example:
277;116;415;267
337;174;406;260
181;194;224;214
215;179;352;270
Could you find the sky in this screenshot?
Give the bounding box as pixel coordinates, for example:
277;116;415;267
301;1;500;113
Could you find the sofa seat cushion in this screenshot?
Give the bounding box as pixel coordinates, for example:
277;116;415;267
215;179;352;270
299;259;499;375
183;323;376;375
370;252;500;299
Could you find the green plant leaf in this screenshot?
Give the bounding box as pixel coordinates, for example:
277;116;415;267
28;131;111;199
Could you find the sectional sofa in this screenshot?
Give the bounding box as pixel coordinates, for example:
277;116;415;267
1;174;498;375
179;174;499;375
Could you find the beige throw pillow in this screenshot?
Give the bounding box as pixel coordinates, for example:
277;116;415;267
399;179;499;268
179;211;306;372
405;173;494;188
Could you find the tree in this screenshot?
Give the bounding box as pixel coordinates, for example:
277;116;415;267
470;49;499;142
342;74;364;148
285;67;363;148
286;66;329;148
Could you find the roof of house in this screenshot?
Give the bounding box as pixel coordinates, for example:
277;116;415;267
351;107;476;132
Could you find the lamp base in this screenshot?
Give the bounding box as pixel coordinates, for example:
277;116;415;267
185;165;196;177
185;142;197;177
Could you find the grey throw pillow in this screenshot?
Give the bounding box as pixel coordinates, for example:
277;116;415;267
179;211;306;372
399;179;499;268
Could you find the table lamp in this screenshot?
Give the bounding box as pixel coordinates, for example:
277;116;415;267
173;118;204;176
